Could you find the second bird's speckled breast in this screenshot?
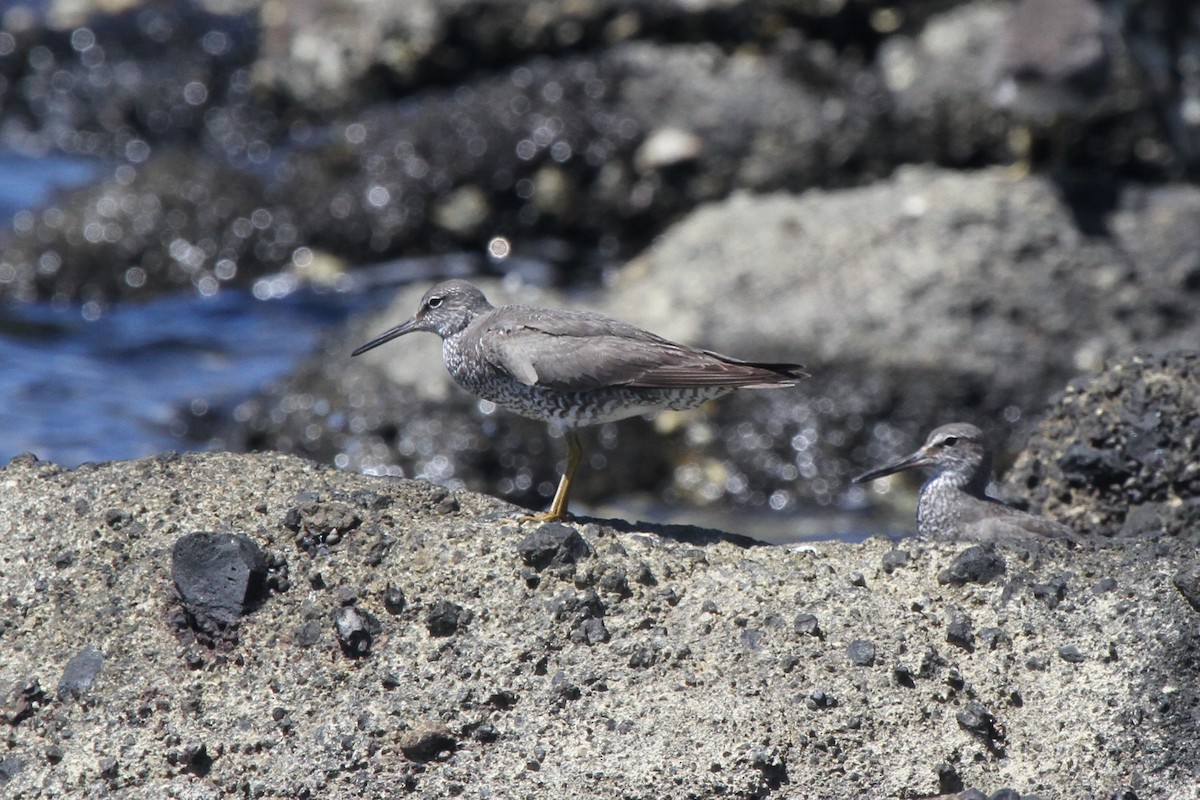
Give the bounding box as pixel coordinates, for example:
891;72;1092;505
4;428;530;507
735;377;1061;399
442;336;731;427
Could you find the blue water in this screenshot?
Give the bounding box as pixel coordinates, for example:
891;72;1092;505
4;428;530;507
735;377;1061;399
0;152;380;466
0;285;378;465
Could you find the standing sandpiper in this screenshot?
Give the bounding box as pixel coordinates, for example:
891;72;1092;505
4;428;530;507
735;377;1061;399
853;423;1077;542
352;280;807;522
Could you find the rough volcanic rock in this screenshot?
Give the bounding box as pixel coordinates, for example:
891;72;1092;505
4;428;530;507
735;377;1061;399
0;2;266;158
0;41;883;303
249;0;894;112
1003;351;1200;540
1;449;1197;798
879;0;1170;176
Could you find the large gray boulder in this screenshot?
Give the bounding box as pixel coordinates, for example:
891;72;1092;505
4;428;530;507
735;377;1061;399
1;450;1196;797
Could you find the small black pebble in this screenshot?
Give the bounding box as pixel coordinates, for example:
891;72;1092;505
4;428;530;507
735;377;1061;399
956;700;1003;743
935;762;963;794
806;689;837;710
334;606;380;658
793;613;820;638
946;609;975;651
426;600;470;637
881;549;910;573
294;620;322;649
1172;563;1200;613
516;524;591;571
384;584;406;615
846;639;876;667
1058;644;1086;663
938;544;1005;586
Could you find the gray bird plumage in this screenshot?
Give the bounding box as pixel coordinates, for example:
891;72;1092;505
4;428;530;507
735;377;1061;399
353;279;807;521
853;423;1077;543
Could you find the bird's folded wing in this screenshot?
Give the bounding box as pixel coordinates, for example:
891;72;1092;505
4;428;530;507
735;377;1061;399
480;322;797;392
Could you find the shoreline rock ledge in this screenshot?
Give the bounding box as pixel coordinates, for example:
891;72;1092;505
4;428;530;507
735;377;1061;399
1;450;1196;799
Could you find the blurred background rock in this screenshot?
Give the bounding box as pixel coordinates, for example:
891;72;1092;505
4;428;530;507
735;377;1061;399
1;0;1197;535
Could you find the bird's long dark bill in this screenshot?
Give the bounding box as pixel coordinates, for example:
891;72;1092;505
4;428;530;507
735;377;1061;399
351;319;419;356
851;451;931;484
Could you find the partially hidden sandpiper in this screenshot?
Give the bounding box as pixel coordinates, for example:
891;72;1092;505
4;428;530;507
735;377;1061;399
853;422;1077;542
352;279;807;522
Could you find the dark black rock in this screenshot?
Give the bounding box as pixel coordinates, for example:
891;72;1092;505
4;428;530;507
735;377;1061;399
573;617;610;646
1026;655;1049;671
956;700;1005;748
383;584;407;615
938;544;1006;586
166;741;213;776
334;606;381;658
978;627;1011;651
893;664;916;689
806;689;837;710
558;588;605;622
935;762;963;794
946;609;975;651
881;549;910;573
1173;563;1200;613
516;524;593;571
57;645;104;700
0;756;24;782
990;789;1021;800
551;672;582;704
398;725;456;762
1058;645;1086;663
473;722;500;743
171;532;268;636
793;613;821;638
1031;576;1069;609
1007;352;1200;540
426;600;471;637
596;566;631;597
294;620;321;648
846;639;876;667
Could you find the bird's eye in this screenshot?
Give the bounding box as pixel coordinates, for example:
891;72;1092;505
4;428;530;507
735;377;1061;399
427;296;443;309
940;436;959;447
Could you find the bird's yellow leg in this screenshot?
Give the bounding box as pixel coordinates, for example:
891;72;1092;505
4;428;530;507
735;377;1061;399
519;431;582;524
1006;124;1034;179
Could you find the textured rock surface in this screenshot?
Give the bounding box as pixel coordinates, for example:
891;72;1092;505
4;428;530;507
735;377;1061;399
1;450;1197;798
1004;351;1200;540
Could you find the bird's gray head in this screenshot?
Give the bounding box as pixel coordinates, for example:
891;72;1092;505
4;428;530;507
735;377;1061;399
853;422;992;490
351;279;494;356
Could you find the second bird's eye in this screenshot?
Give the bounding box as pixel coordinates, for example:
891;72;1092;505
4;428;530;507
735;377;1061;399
941;436;959;447
427;296;443;309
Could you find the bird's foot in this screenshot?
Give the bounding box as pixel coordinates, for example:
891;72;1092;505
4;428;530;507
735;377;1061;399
512;509;574;525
